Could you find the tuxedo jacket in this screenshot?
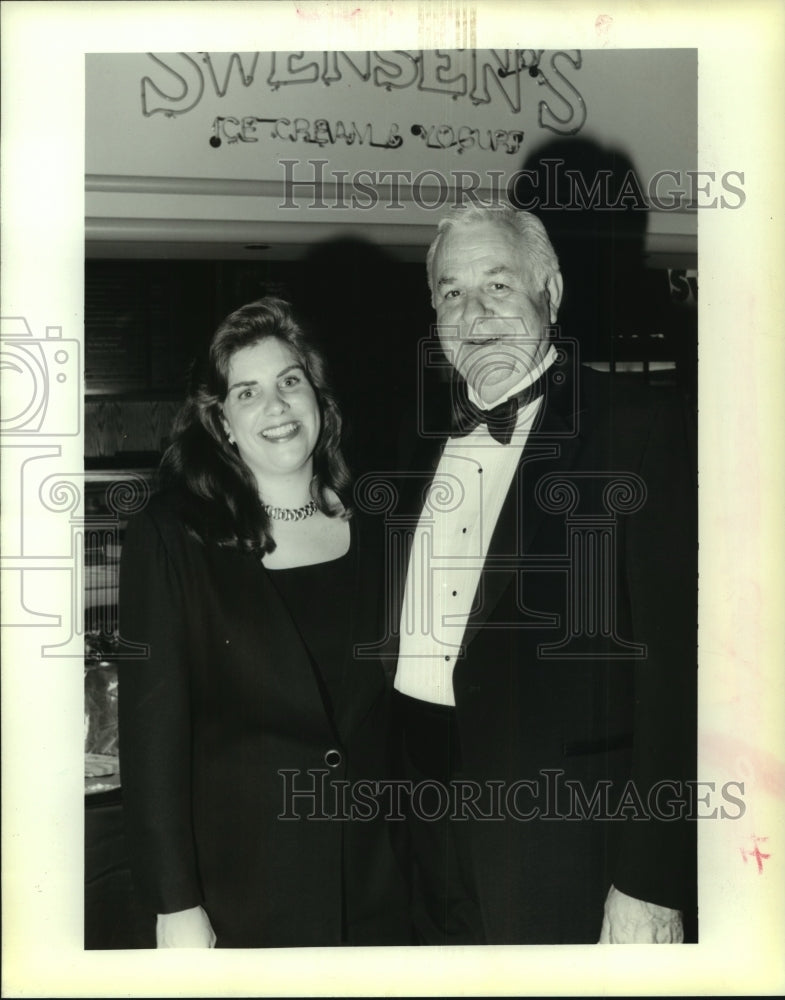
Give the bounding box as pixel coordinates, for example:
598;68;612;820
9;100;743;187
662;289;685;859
390;362;697;944
118;492;409;947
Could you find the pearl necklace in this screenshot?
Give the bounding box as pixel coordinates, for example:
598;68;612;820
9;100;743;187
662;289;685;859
263;499;317;522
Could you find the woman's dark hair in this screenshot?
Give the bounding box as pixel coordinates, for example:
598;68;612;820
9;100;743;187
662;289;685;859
160;297;351;554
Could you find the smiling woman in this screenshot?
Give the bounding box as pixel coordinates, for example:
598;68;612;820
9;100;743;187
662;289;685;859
155;298;351;558
117;298;410;947
220;339;321;499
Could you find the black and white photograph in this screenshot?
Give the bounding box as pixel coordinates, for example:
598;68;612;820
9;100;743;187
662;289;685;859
2;1;783;996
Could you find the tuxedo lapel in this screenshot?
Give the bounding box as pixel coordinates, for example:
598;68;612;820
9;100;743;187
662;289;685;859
387;364;587;661
460;367;587;650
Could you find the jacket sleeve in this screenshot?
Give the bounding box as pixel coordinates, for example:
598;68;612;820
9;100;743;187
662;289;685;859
117;505;204;915
611;391;698;913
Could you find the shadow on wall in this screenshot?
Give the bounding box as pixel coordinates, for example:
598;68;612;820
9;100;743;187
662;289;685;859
514;137;696;402
289;238;433;478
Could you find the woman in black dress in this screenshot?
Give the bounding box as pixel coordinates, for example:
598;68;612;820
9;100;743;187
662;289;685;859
118;298;408;947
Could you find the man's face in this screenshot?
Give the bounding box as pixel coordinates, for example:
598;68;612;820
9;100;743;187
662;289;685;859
431;219;563;405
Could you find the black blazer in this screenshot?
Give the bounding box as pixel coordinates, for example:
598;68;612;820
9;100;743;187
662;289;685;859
118;492;409;947
388;363;697;943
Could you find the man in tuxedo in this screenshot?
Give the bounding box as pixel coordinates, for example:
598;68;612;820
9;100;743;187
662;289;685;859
391;204;696;944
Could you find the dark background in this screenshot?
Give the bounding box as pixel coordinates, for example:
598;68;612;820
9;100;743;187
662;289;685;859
85;241;696;481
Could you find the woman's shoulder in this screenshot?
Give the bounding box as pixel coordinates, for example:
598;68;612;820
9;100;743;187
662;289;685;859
126;486;183;524
124;488;206;547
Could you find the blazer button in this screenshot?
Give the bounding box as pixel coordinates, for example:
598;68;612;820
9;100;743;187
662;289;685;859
324;749;343;768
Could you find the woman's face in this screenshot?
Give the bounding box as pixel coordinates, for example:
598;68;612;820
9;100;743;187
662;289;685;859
220;337;321;488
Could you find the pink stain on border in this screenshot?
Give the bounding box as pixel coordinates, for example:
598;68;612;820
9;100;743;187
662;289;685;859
701;732;785;800
595;14;613;44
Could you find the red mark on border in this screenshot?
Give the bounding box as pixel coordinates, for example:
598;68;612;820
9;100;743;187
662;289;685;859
595;14;613;38
740;835;770;873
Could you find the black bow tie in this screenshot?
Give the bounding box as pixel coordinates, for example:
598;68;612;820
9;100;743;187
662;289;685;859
451;372;547;445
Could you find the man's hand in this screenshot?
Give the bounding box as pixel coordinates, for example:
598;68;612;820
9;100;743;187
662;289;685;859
156;905;217;948
598;884;683;943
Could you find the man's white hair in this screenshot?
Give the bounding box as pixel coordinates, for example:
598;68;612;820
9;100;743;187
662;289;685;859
425;203;560;302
